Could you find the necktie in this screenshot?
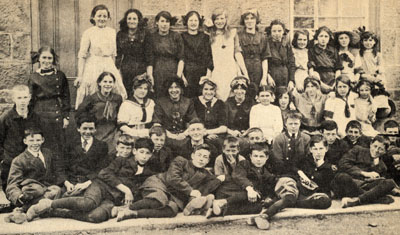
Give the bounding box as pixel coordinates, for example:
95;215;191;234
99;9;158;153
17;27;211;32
83;139;88;152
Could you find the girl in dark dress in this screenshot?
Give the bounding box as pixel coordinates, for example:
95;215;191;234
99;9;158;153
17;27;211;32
76;72;123;152
116;9;149;98
146;11;185;98
181;11;213;98
225;76;255;137
308;26;342;94
29;46;71;160
238;9;271;99
265;20;296;91
193;79;228;140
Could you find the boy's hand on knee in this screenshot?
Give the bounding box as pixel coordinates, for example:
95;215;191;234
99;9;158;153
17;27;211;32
246;187;260;203
75;180;91;192
124;191;134;205
64;181;75;192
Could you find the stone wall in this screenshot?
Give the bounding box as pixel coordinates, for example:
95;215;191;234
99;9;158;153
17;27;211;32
0;0;31;114
380;0;400;99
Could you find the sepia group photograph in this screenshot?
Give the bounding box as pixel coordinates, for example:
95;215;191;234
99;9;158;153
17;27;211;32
0;0;400;234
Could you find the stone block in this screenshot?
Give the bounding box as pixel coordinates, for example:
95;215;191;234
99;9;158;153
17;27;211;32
0;0;31;32
0;63;31;89
0;34;11;59
385;66;400;89
12;33;31;60
0;89;11;103
381;29;396;65
0;103;13;116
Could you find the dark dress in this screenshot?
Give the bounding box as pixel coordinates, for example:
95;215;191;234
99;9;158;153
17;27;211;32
29;70;71;160
146;31;184;98
193;97;227;130
308;44;342;91
238;30;271;97
75;91;122;151
267;37;296;88
225;96;254;132
116;30;149;98
181;32;213;97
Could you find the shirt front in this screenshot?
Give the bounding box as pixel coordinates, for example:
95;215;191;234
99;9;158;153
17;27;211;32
27;149;46;168
81;137;93;152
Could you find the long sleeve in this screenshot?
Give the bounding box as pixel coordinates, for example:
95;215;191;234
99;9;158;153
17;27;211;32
6;158;24;205
214;155;226;176
165;157;193;196
59;72;71;118
287;45;296;82
232;160;253;189
98;158;124;187
115;31;123;69
338;147;364;177
78;29;90;59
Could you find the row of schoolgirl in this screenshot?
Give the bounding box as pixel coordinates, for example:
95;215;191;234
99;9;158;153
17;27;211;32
1;99;400;231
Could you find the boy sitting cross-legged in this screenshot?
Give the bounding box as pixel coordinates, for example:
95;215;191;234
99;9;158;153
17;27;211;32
6;127;62;222
116;144;221;221
26;137;156;223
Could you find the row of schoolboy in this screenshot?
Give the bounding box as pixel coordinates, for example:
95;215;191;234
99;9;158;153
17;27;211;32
1;84;400;230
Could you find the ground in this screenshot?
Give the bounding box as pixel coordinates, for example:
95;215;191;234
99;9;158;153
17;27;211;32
102;211;400;235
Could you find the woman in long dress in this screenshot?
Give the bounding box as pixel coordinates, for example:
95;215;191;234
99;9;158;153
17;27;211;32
207;8;249;101
74;4;127;108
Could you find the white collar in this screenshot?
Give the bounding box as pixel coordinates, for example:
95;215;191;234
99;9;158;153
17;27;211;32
199;96;217;107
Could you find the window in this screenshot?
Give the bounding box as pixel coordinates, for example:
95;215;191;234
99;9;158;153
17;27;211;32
290;0;369;33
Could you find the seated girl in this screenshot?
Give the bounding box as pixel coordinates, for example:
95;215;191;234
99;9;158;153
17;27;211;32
76;72;123;152
249;86;283;144
225;77;255;137
354;79;379;137
324;75;357;138
118;74;155;138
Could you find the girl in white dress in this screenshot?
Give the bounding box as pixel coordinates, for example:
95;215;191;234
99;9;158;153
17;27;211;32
74;4;127;108
292;30;310;93
207;8;249;101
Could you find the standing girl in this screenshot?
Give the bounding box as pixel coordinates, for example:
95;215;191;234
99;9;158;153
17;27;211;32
334;31;362;85
29;46;71;159
354;79;379;137
181;11;213;98
76;72;123;152
292;30;309;92
359;31;392;119
146;11;185;98
324;75;356;138
237;8;271;99
249;86;283;144
265;20;296;91
116;9;149;98
208;8;249;101
75;5;127;108
308;26;342;94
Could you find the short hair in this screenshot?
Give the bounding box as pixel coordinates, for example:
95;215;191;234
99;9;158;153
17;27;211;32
76;114;97;128
193;143;211;153
119;9;147;32
309;134;328;148
182;11;203;27
383;120;399;131
24;126;43;138
31;46;58;65
292;30;309;48
155;11;177;26
90;5;110;25
240;8;260;26
371;135;390;151
188;117;204;126
97;72;116;86
149;125;166;137
258;85;275;95
345;120;362;132
285;110;302;122
320;120;338;131
314;26;334;41
250;142;270;156
11;84;30;96
134;138;154;152
223;136;239;148
117;134;134;147
243;127;263;138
